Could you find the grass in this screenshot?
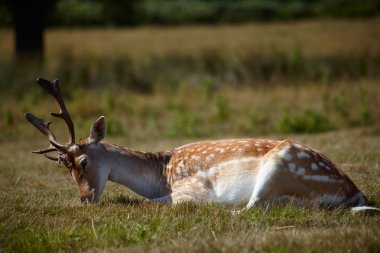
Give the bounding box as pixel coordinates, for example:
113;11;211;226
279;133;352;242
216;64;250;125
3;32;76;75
1;127;380;252
1;81;380;252
1;18;380;94
4;18;380;105
2;18;380;60
2;79;379;141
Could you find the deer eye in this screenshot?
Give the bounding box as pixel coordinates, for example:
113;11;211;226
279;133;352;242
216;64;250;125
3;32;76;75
79;158;88;171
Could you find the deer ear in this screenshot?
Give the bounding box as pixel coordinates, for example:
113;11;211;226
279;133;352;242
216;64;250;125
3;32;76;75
88;116;107;144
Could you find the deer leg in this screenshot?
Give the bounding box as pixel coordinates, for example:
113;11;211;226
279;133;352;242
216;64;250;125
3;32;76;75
151;192;195;204
245;151;305;210
245;157;283;209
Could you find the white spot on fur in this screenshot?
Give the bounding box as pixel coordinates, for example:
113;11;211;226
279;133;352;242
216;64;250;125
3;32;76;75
191;155;200;160
293;144;302;149
297;167;305;176
176;161;185;174
297;152;311;159
302;175;340;183
311;163;318;171
288;163;296;173
285;153;293;161
282;153;292;161
319;162;331;170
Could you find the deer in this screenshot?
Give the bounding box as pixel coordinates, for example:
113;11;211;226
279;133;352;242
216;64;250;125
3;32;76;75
25;78;379;213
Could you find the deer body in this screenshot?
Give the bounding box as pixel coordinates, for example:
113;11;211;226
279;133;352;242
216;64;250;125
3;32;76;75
93;138;366;208
25;78;372;211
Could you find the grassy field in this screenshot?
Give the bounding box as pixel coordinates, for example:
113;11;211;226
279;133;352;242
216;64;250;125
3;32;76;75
1;127;380;252
2;18;380;59
1;18;380;252
1;18;380;95
1;84;380;252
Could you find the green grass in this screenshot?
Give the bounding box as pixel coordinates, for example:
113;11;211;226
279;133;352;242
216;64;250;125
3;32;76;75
2;79;379;141
1;128;380;252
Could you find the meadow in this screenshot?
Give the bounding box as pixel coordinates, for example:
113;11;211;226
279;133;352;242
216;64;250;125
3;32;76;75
0;18;380;252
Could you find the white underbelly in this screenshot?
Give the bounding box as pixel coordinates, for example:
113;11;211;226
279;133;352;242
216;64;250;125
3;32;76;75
210;167;256;205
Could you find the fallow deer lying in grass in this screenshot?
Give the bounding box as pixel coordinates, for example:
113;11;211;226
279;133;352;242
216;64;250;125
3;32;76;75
25;78;378;212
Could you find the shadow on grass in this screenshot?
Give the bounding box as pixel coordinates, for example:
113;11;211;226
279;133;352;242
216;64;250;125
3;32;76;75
102;195;145;206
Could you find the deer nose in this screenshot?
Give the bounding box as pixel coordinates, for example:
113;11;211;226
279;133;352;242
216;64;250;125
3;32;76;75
80;196;91;204
80;188;97;204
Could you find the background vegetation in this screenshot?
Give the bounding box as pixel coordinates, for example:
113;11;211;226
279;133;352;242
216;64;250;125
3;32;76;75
0;3;379;252
1;18;380;139
2;0;380;26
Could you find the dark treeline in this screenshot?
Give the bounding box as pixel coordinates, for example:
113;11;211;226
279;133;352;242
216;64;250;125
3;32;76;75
1;0;380;27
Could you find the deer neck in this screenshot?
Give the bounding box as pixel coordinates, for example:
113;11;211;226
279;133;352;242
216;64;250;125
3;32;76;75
103;144;172;199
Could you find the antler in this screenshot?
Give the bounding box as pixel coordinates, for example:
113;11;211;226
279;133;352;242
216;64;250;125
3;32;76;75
24;112;66;153
24;78;76;163
36;78;75;145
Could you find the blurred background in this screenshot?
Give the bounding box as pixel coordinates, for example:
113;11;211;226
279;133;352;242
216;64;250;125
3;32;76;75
0;0;380;143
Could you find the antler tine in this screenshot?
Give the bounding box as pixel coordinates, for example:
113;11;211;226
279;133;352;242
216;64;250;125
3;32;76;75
24;112;67;152
36;78;75;145
44;154;59;161
32;147;58;154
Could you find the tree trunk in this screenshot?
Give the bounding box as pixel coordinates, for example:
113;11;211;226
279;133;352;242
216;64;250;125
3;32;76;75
10;1;54;59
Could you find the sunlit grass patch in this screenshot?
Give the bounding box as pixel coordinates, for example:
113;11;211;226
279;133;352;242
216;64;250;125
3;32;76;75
2;193;378;252
1;129;380;252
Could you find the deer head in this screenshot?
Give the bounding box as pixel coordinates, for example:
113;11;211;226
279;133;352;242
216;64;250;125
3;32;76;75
25;78;109;203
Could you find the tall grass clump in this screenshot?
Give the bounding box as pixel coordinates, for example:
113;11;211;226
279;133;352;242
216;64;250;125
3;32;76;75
213;95;230;121
1;109;16;137
322;83;374;128
167;111;205;138
358;84;372;125
277;108;334;134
